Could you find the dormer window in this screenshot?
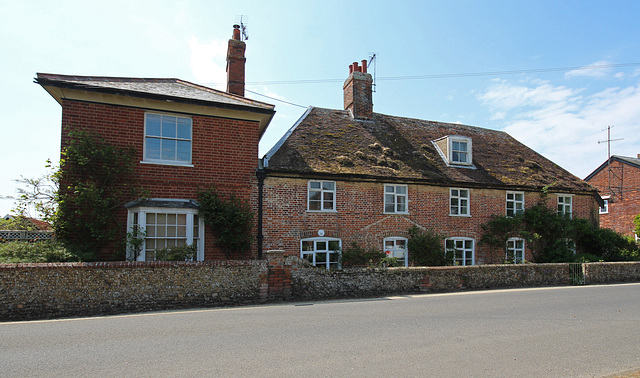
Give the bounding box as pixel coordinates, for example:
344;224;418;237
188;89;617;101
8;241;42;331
433;135;473;167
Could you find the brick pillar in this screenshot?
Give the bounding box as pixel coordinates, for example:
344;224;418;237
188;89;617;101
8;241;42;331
264;250;292;301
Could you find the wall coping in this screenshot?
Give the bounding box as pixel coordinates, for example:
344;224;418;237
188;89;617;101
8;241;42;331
0;260;266;270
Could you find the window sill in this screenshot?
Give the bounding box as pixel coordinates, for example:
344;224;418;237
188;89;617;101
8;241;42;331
141;160;194;168
383;212;409;215
449;214;471;217
306;210;337;213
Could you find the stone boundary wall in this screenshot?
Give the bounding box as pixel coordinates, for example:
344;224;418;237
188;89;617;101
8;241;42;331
288;258;640;300
1;254;639;321
0;260;267;321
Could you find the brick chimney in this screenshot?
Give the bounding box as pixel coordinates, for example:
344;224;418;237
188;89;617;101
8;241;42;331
343;60;373;120
226;25;246;97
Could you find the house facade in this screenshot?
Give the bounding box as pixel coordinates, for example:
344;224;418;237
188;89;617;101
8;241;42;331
585;155;640;239
37;26;275;261
260;60;600;268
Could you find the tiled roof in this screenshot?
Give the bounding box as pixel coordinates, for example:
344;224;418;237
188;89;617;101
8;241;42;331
585;155;640;181
35;73;274;112
265;107;595;192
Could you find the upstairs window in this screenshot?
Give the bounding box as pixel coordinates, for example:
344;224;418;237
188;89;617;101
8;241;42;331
144;113;192;165
599;196;609;214
557;194;573;218
433;136;473;166
506;191;525;217
308;180;336;211
450;188;470;216
384;184;408;213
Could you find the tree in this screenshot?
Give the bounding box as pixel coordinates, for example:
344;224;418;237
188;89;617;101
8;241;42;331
2;160;59;223
55;130;139;260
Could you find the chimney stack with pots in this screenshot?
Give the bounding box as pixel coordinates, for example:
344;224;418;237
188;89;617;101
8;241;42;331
226;25;246;97
343;59;373;120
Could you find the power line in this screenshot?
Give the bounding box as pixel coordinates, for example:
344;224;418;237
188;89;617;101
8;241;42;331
245;89;307;108
234;61;640;86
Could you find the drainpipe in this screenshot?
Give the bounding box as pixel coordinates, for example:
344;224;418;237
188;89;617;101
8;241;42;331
256;167;267;259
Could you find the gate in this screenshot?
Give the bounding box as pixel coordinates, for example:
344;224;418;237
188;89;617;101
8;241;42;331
569;263;585;285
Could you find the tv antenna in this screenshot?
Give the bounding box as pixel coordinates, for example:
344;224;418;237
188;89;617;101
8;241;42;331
598;125;624;200
598;125;623;159
368;53;377;92
236;15;248;41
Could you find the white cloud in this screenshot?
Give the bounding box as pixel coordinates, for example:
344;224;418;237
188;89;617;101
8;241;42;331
565;60;612;79
478;79;640;178
188;37;227;89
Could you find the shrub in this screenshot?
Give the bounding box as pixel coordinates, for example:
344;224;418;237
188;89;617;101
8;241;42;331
407;226;448;266
0;240;75;263
154;244;197;261
341;242;386;268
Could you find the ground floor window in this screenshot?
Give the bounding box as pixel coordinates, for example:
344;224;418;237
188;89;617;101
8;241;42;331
383;237;409;267
301;237;341;269
445;238;475;266
506;238;525;263
126;201;203;261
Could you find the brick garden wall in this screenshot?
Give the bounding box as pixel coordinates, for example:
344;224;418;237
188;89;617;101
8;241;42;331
2;253;638;322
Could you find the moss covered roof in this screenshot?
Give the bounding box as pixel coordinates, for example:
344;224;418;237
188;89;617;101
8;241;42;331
265;107;595;192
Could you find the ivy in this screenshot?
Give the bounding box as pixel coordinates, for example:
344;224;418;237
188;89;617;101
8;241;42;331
197;187;254;258
407;226;450;266
55;130;139;260
480;197;639;263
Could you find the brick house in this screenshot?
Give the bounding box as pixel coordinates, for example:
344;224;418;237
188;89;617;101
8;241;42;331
585;155;640;239
37;25;275;261
260;60;601;268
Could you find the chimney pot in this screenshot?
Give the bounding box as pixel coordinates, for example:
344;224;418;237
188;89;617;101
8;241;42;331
349;64;354;74
361;60;367;73
232;24;241;40
353;62;360;72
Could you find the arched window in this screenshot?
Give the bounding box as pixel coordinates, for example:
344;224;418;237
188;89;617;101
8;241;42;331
383;237;409;267
506;238;525;263
301;237;341;269
445;238;475;266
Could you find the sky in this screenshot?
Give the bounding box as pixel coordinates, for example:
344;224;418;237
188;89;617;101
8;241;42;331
2;0;640;218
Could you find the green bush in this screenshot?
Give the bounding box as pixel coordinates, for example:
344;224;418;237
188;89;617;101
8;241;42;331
407;226;449;266
154;244;197;261
0;240;75;263
341;242;386;268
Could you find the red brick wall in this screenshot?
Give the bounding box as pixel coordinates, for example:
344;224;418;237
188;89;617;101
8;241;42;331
586;161;640;237
261;176;600;264
60;99;260;260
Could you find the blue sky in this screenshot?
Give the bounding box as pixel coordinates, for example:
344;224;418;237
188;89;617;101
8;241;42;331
2;0;640;217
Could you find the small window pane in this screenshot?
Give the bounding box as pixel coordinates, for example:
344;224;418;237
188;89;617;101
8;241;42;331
147;114;162;136
146;138;161;160
161;139;176;160
177;118;191;139
310;181;321;189
328;241;340;250
177;140;191;162
162;116;177;138
302;241;314;251
323;182;334;191
317;241;327;250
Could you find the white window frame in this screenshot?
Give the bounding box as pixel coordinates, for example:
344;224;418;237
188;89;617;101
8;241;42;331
599;196;609;214
307;180;336;212
126;206;204;261
450;188;470;216
383;237;409;267
300;237;341;269
506;237;525;264
445;237;475;266
557;194;573;218
449;137;472;165
143;112;193;166
506;191;525;217
384;184;408;214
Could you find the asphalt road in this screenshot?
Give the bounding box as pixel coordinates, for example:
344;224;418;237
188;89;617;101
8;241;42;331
2;283;640;377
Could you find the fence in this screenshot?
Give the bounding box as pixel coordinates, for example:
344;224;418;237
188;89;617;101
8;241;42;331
0;230;55;242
